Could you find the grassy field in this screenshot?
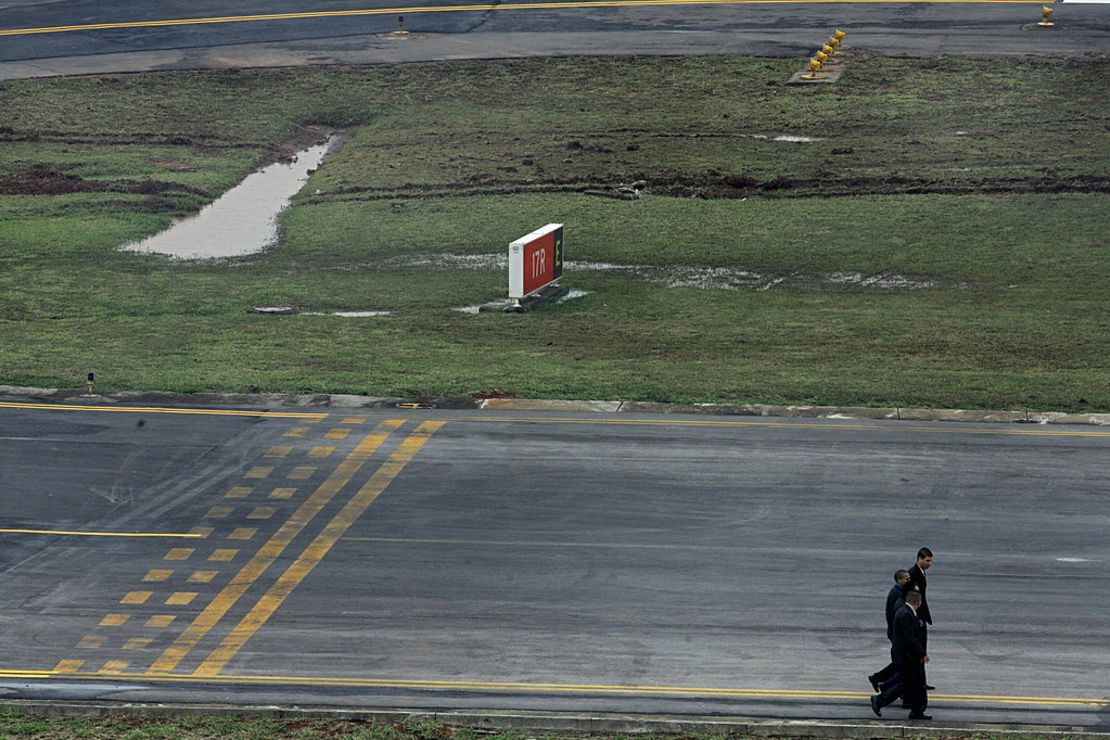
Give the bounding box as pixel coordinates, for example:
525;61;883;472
1;711;505;740
0;709;1052;740
1;55;1107;410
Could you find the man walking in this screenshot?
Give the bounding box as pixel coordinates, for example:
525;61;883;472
871;590;931;720
908;547;933;626
868;569;912;692
908;547;935;690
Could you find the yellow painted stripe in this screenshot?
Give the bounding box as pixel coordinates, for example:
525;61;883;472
0;670;53;676
0;401;326;420
3;400;1103;437
0;668;1104;706
0;528;202;538
0;0;1045;36
456;415;1110;437
146;420;405;674
193;421;445;677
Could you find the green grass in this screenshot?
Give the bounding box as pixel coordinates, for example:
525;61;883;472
1;56;1107;411
0;710;1079;739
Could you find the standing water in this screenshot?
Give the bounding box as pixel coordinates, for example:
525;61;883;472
124;137;335;259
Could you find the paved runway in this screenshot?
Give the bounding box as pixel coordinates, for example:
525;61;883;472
1;0;1109;79
1;401;1107;726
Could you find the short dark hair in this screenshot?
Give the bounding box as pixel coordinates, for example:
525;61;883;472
917;547;933;560
905;591;922;607
894;569;910;582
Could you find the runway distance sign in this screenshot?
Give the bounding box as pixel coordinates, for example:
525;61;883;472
509;224;563;299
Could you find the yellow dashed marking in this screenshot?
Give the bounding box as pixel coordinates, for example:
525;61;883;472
325;429;351;440
189;526;214;538
308;446;335;459
288;466;315;480
225;487;253;499
340;418;366;425
164;548;194;561
99;614;130;627
245;466;273;479
76;636;105;649
209;549;239;562
121;591;152;605
147;420;406;675
228;528;257;541
53;659;85;673
206;505;233;519
143;569;173;582
269;487;297;499
99;660;129;673
123;638;153;650
196;421;443;676
266;446;293;458
283;427;308;438
247;506;276;520
146;615;176;628
166;592;198;606
188;570;218;584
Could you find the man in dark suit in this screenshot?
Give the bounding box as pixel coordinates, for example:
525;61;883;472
868;569;912;691
908;547;935;690
871;590;931;720
908;547;933;625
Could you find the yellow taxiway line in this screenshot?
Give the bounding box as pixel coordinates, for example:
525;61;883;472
0;668;1104;707
0;401;327;420
146;420;406;675
0;528;203;538
0;0;1045;37
2;401;1107;437
191;420;444;677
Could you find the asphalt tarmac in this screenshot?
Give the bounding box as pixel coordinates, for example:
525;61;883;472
1;0;1109;79
1;401;1107;726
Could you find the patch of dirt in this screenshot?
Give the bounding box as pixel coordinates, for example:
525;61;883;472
0;164;207;196
470;389;516;399
0;129;256;148
305;172;1110;204
267;123;343;167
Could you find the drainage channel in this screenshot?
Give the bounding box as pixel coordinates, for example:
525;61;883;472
123;137;336;259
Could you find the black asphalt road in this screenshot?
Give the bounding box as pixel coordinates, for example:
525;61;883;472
1;0;1109;79
1;401;1108;726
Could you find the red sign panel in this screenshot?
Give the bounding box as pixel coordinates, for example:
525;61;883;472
509;224;563;299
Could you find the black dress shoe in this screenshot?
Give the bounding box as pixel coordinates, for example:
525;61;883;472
908;713;932;720
869;675;880;692
870;696;882;717
925;684;935;690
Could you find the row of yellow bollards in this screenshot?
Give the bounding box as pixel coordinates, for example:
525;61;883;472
801;29;846;81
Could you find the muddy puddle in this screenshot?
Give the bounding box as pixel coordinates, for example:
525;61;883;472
123;137;335;259
382;254;940;292
453;289;591;314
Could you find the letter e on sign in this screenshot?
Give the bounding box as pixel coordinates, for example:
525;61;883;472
508;224;563;299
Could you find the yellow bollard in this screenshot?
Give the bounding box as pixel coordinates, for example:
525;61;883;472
821;44;838;63
1037;5;1054;26
834;29;846;41
815;50;829;63
801;58;827;81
